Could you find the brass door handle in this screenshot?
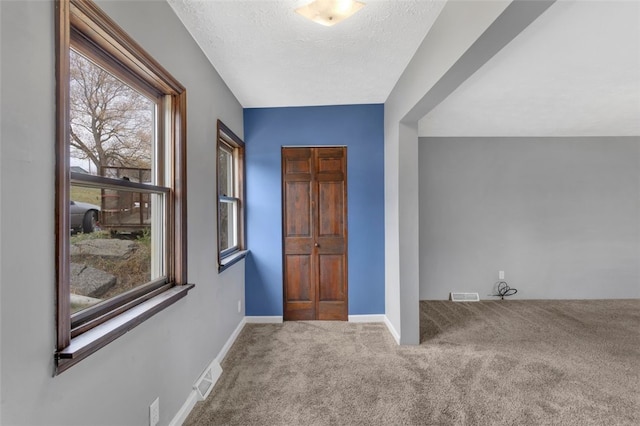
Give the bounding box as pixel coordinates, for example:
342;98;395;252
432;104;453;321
314;243;319;247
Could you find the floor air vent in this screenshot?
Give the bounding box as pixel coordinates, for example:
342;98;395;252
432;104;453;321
194;362;222;401
450;292;480;302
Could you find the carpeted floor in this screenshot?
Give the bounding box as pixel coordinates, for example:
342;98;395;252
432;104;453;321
185;300;640;425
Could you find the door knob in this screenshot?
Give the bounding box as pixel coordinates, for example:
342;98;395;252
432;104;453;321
314;243;319;247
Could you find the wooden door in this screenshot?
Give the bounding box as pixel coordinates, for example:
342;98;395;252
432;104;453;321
282;147;348;321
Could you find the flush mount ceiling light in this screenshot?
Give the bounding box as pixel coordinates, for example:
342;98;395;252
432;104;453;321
295;0;365;27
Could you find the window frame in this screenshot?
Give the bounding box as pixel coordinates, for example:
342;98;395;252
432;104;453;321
216;120;246;271
55;0;192;374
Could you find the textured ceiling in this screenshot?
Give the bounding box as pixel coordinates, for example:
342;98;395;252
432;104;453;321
167;0;445;108
419;0;640;137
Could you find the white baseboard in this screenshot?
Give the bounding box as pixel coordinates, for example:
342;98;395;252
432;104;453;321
170;358;223;426
383;315;401;344
245;316;283;323
169;390;198;426
169;317;247;426
216;318;247;363
348;314;386;323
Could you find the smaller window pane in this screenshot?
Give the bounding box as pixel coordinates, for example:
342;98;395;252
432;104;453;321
69;50;155;181
70;184;165;314
219;199;238;253
218;145;234;196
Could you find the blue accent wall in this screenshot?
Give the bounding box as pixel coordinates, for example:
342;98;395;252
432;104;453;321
244;104;385;316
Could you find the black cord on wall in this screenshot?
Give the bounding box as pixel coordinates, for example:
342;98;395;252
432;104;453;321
491;281;517;300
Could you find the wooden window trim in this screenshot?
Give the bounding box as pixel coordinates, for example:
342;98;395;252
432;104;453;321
216;120;246;271
57;284;194;374
55;0;190;374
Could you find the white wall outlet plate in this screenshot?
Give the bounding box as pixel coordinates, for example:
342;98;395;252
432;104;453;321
150;397;159;426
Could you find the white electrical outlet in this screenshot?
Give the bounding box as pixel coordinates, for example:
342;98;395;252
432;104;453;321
499;270;505;280
237;299;242;313
150;397;159;426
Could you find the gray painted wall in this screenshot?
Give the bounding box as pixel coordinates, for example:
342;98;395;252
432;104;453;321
1;1;244;425
383;0;511;343
419;137;640;300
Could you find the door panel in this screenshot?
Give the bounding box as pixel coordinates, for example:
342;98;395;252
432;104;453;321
286;159;312;174
318;158;342;173
285;255;312;301
285;252;315;321
285;182;312;236
318;254;344;301
318;182;344;237
283;148;316;320
315;148;347;320
282;147;347;321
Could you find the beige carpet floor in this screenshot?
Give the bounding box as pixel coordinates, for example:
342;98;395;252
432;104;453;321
185;300;640;425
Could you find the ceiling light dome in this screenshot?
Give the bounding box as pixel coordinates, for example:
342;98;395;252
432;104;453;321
295;0;365;27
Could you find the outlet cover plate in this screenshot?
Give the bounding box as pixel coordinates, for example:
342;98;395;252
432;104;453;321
150;397;159;426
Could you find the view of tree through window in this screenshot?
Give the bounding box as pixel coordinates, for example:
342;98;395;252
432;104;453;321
56;0;190;372
68;50;161;314
69;50;153;176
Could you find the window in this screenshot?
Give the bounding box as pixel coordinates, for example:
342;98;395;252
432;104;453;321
217;120;246;271
55;0;192;374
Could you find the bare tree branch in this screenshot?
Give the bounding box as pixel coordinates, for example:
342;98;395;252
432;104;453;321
69;50;152;176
